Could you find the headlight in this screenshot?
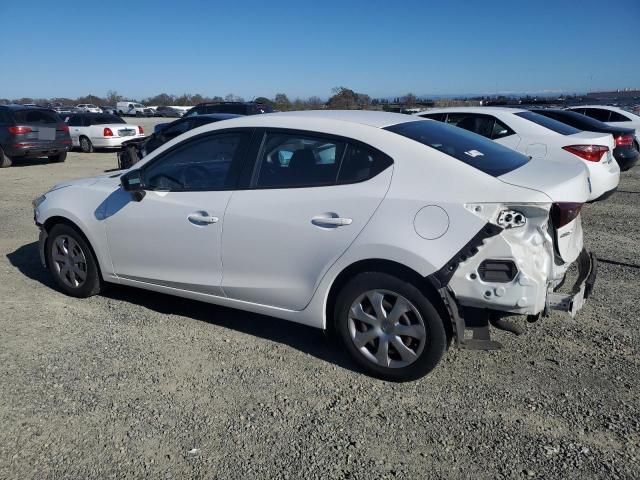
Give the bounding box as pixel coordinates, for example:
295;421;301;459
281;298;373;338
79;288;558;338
32;195;46;208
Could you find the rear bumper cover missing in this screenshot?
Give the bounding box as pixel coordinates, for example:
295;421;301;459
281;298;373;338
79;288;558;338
545;249;597;317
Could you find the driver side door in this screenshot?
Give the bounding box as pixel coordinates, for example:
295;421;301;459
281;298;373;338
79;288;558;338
104;130;251;295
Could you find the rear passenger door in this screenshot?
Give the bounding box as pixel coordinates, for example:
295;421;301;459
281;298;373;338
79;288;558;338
221;129;394;310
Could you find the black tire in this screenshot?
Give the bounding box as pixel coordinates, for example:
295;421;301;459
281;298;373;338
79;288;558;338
0;147;12;168
79;136;93;153
334;272;447;382
48;152;67;163
45;223;102;298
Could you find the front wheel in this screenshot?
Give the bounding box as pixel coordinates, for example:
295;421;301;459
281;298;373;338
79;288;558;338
334;272;447;382
46;224;102;298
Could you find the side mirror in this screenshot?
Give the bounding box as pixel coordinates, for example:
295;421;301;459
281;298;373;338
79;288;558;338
120;169;146;201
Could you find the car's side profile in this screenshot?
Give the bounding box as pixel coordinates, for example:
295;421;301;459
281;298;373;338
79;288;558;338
63;113;145;152
415;107;620;201
76;104;102;113
34;111;596;381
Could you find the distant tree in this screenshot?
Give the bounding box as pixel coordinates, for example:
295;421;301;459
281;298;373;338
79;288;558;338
401;93;418;106
328;87;359;109
274;93;291;111
224;93;244;102
254;96;274;106
106;90;122;105
76;94;105;105
306;96;324;109
16;97;34;105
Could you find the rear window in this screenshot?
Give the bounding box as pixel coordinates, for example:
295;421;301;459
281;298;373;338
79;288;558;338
515;111;580;135
88;114;125;125
385;120;529;177
532;110;605;131
13;109;60;124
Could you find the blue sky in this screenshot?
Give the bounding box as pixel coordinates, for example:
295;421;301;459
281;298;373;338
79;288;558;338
1;0;639;100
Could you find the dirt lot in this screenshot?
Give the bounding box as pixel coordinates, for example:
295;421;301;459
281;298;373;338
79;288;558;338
1;127;639;479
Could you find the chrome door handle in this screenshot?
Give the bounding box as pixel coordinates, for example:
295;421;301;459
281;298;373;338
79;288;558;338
188;213;219;225
311;216;352;227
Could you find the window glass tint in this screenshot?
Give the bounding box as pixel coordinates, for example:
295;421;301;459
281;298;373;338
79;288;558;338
207;105;247;115
583;108;611;122
533;110;603;131
608;111;630;122
162;119;190;138
144;133;245;191
88;114;125;125
385;120;529;177
444;113;514;140
419;113;446;121
514;111;580;135
255;133;345;188
0;109;11;123
66;115;81;126
338;144;393;184
14;109;59;124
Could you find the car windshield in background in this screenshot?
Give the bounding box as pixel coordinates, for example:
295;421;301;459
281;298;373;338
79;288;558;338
89;114;125;125
515;111;580;135
385;120;529;177
13;109;59;124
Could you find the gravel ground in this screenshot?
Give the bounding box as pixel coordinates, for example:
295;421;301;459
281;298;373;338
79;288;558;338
1;129;639;479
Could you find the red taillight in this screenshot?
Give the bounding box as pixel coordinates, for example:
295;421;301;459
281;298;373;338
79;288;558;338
8;126;32;135
138;125;144;135
58;123;69;133
615;134;634;147
562;145;609;162
103;127;114;137
551;202;583;228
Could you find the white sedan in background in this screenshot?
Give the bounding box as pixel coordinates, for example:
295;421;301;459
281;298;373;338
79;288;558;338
63;112;145;153
76;104;102;113
34;111;595;381
415;107;620;201
566;105;640;149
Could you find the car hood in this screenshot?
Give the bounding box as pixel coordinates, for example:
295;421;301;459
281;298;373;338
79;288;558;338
49;171;123;192
498;158;590;203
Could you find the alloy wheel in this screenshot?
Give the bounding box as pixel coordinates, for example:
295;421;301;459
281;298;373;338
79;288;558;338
348;289;427;368
50;235;88;288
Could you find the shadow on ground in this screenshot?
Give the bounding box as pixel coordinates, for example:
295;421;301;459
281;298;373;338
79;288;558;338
7;241;358;375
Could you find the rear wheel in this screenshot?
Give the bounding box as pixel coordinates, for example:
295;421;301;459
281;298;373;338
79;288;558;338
48;152;67;163
46;224;101;298
79;136;93;153
0;148;12;168
334;272;447;382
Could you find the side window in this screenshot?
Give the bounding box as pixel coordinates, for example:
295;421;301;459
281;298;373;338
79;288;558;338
584;108;611;122
0;110;11;124
419;113;446;121
254;132;346;188
82;116;91;127
491;118;515;140
608;111;631;122
445;113;496;139
67;115;81;126
162;120;190;139
337;143;393;184
144;133;246;191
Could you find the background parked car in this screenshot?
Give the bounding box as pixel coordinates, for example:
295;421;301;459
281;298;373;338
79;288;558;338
532;109;639;171
99;105;118;115
415;107;620;201
117;113;241;169
0;105;71;167
155;106;183;118
76;104;102;113
116;101;152;117
54;106;79;115
566;105;640;150
184;101;273;117
64;113;144;153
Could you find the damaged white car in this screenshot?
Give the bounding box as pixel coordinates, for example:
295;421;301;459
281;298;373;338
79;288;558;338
33;111;596;381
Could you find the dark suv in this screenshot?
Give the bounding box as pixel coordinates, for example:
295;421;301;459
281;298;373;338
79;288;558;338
0;105;71;167
184;101;273;117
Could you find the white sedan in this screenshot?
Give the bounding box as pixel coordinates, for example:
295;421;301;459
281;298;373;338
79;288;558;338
33;111;595;381
63;113;145;152
415;107;620;201
565;105;640;149
76;104;102;113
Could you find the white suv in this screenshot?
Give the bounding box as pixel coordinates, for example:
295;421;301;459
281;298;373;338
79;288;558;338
33;111;596;381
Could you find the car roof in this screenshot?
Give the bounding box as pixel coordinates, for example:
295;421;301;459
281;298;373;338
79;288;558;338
245;110;420;128
419;106;528;114
567;105;627;112
3;104;50;111
195;113;243;120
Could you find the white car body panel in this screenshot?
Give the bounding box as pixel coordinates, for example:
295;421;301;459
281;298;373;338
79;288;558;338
35;111;592;332
67;122;144;148
415;107;620;201
566;105;640;144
